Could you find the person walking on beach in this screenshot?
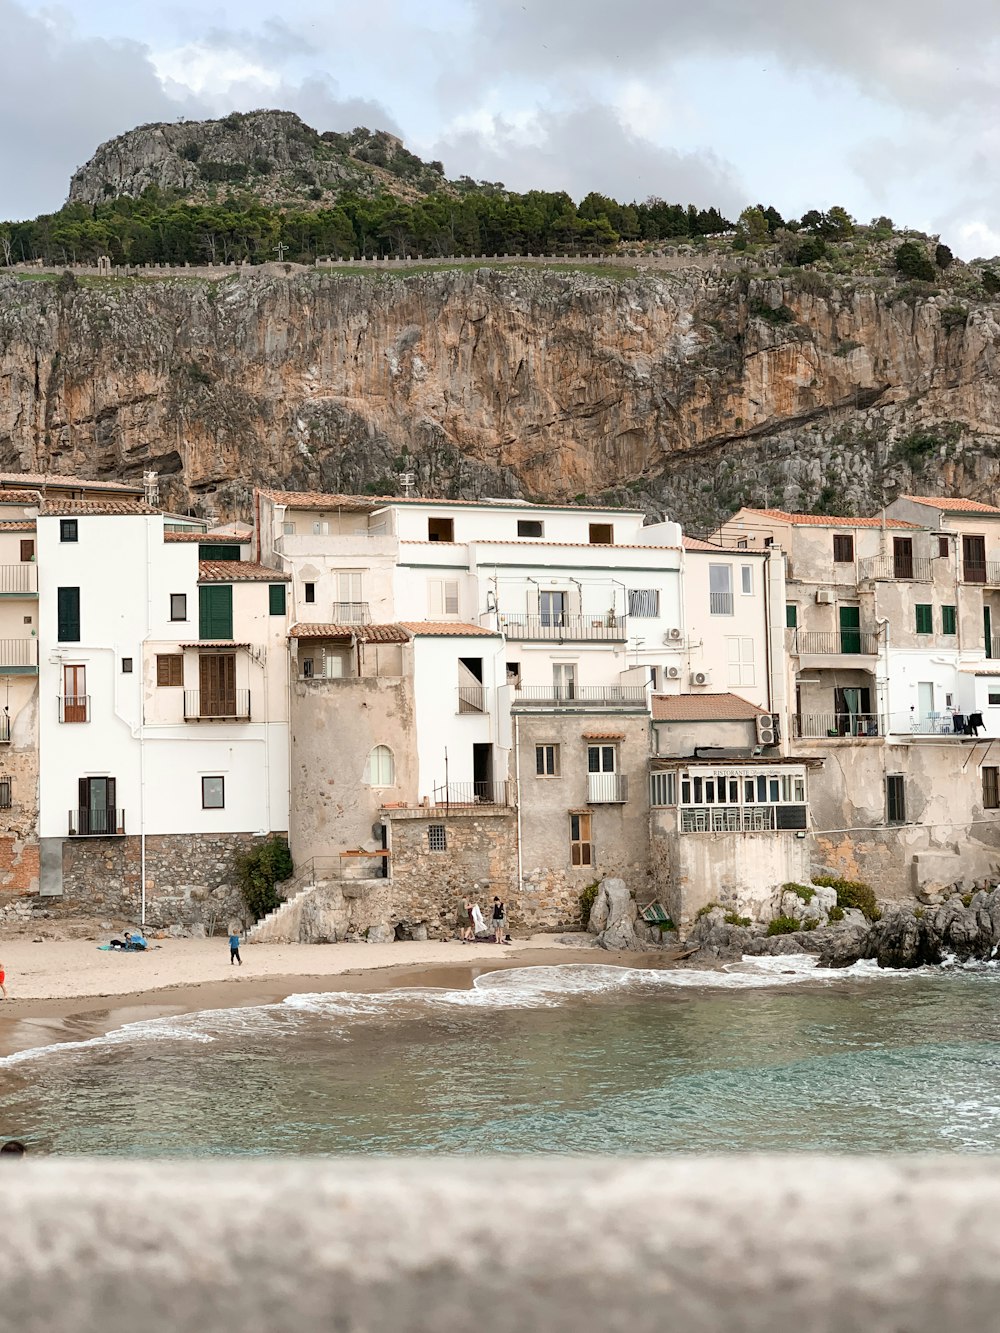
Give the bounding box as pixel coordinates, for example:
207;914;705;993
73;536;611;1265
460;898;475;942
0;959;6;999
229;931;242;966
492;896;506;944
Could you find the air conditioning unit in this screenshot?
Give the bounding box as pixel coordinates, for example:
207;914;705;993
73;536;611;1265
756;713;780;746
690;670;711;687
666;665;681;681
815;590;835;605
663;627;683;643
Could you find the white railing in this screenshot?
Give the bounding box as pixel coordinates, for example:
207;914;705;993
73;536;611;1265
457;686;488;714
0;564;36;593
0;639;37;668
793;713;883;739
587;773;628;803
709;591;734;616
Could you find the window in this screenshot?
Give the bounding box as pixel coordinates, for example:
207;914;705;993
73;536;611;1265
886;774;906;824
76;777;116;834
170;593;187;622
200;543;241;561
740;565;754;596
553;663;576;700
570;812;593;866
364;745;395;787
539;590;567;627
198;585;232;639
727;637;756;687
506;662;521;685
833;534;854;563
269;584;286;615
628;589;660;617
335;571;363;602
709;565;733;616
428;824;447;851
428;579;460;617
62;665;87;723
60;519;78;543
588;745;616;773
428;517;454;542
649;772;677;807
19;540;33;562
915;604;933;635
938;536;949;558
518;519;543;537
786;604;798;628
588;523;613;545
156;654;184;687
282;520;296;536
0;777;10;810
201;776;225;809
57;587;80;642
198;653;238;717
942;605;957;635
984;767;1000;810
304;582;316;604
122;658;133;673
991;693;1000;706
536;744;560;775
312;520;329;536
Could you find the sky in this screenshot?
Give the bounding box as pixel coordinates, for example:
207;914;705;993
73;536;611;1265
3;0;1000;257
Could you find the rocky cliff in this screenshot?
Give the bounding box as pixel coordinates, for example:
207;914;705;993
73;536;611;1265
1;263;999;526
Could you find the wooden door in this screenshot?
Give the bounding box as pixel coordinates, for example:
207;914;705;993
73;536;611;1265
893;537;914;580
199;654;236;717
963;535;987;583
839;606;861;654
63;665;87;722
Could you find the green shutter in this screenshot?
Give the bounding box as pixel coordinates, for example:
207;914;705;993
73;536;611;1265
57;587;80;642
269;583;286;616
915;604;933;634
942;605;957;635
785;604;797;628
199;585;233;639
200;543;241;561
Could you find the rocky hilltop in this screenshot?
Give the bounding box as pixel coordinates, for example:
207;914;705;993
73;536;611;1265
1;263;1000;525
67;110;447;210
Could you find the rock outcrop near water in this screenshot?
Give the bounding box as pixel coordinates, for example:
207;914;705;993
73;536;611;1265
2;265;1000;525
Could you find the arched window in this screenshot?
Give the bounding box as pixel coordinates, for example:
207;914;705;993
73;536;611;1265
364;745;395;787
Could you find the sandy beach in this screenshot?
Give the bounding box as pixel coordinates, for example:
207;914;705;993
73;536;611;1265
0;935;672;1059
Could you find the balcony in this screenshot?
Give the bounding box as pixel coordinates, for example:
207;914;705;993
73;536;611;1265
587;772;629;803
512;685;648;709
183;689;251;721
457;685;488;714
788;629;879;657
0;564;37;594
793;713;884;739
858;555;932;582
0;638;37;672
888;712;982;737
500;613;628;643
960;562;1000;584
681;805;778;832
69;808;125;836
331;601;371;625
0;714;9;744
429;781;514;810
709;591;734;616
58;695;90;723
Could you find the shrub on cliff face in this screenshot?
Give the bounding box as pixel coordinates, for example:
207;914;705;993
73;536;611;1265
767;915;801;935
813;875;881;922
235;837;294;921
895;240;935;282
982;269;1000;295
579;881;600;926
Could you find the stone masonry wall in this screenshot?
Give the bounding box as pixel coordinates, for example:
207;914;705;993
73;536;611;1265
57;832;271;931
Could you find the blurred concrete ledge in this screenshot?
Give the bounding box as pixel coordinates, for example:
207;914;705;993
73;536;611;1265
2;1157;998;1333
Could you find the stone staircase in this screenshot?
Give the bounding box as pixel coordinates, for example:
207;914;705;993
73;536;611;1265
246;859;387;944
246;862;325;943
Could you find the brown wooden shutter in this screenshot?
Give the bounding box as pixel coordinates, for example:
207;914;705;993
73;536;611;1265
78;777;88;834
107;778;116;830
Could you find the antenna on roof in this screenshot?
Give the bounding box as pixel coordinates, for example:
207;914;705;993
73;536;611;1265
399;470;417;498
142;470;159;507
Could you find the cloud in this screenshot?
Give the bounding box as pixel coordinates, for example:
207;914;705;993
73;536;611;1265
433;102;744;209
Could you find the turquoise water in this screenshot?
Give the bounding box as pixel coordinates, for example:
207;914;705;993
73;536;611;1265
4;958;1000;1156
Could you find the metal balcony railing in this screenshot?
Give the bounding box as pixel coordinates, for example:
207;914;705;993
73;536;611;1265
887;712;979;737
183;689;251;721
58;695;90;723
793;713;884;739
69;807;125;836
788;629;879;656
0;638;37;669
709;591;734;616
500;613;628;642
858;555;932;582
429;781;513;809
961;562;997;584
331;601;371;625
0;713;10;744
457;685;488;714
587;773;629;803
512;685;648;708
0;564;37;594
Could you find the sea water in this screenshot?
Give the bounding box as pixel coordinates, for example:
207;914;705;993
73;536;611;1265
3;957;1000;1156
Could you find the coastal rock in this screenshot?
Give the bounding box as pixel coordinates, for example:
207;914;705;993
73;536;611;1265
816;923;872;969
367;923;394;945
592;878;639;951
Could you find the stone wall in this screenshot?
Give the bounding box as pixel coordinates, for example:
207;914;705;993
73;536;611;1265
385;810;518;939
54;831;271;930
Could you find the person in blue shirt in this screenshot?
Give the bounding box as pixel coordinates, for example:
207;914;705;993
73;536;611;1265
229;932;242;966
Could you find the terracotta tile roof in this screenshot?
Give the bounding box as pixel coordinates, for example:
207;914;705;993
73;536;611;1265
402;540;682;551
180;641;251;650
0;521;36;532
582;731;626;740
739;508;920;530
289;622;410;643
0;490;42;505
165;531;248;543
652;692;766;721
258;487;642;515
683;536;766;554
40;499;157;516
900;495;1000;515
400;621;501;636
198;560;289;583
0;471;142;494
